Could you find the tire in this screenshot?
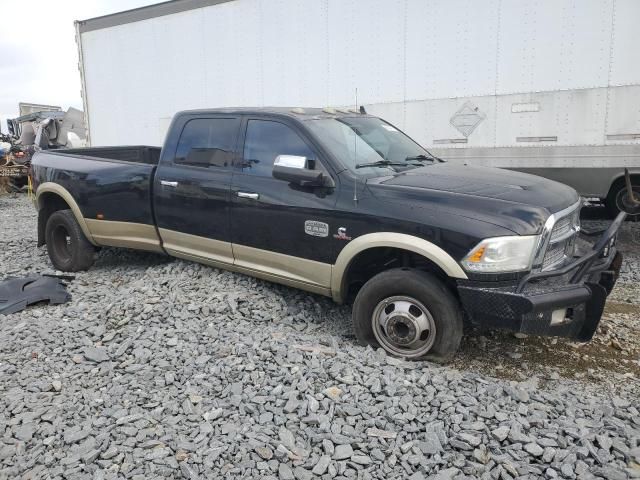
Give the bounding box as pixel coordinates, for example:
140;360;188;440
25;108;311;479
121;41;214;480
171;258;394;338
45;210;95;272
352;268;463;363
605;181;640;218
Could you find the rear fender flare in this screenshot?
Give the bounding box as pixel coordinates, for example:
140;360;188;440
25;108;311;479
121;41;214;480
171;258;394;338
330;232;468;302
36;182;97;245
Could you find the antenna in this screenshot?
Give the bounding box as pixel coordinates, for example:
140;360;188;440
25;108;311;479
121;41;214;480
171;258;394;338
353;88;358;203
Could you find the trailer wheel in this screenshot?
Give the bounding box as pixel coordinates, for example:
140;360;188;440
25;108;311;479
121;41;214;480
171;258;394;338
605;181;640;218
352;268;463;363
45;210;95;272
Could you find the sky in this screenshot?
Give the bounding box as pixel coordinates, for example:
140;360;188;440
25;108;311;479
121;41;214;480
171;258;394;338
0;0;159;132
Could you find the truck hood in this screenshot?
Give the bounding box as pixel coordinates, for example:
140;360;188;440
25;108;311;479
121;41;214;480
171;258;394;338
366;164;580;235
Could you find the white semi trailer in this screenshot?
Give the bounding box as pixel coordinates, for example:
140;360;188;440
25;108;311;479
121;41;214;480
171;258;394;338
76;0;640;215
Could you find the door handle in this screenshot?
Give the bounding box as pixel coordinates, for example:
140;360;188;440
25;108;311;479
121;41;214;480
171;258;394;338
160;180;178;187
237;191;259;200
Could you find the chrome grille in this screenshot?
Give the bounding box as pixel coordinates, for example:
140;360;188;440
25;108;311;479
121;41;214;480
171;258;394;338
540;202;581;271
550;216;571;242
542;242;567;270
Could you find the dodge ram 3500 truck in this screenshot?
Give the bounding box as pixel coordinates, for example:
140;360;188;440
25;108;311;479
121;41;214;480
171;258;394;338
31;108;627;362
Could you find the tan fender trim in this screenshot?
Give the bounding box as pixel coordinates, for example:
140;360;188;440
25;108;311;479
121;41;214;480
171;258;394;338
86;219;163;253
36;182;97;245
331;232;468;302
159;228;234;264
158;228;332;296
234;244;332;292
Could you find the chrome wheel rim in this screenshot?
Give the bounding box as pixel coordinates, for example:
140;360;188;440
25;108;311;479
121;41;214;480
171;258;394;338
371;295;436;358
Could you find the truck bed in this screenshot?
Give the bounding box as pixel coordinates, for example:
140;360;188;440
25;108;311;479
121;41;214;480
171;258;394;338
31;147;160;226
60;146;161;165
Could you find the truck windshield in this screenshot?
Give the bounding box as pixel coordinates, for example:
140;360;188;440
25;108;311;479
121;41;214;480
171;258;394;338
306;116;437;174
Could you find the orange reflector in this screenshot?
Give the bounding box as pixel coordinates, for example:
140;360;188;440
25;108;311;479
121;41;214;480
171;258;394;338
468;246;485;262
97;214;104;220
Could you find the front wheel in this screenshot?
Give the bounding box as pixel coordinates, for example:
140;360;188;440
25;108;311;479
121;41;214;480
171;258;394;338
352;268;463;363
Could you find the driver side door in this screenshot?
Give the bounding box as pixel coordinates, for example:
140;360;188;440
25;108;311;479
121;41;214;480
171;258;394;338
230;117;339;294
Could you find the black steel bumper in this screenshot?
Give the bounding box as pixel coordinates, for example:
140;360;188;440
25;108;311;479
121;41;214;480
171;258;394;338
457;212;626;341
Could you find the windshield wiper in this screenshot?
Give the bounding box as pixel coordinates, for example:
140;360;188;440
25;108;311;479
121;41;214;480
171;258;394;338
355;160;410;170
405;154;442;163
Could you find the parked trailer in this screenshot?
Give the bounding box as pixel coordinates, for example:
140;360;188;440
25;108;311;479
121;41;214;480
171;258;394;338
75;0;640;214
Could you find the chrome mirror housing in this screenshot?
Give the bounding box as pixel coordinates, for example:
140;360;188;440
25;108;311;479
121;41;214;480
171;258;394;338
272;154;333;187
274;155;307;169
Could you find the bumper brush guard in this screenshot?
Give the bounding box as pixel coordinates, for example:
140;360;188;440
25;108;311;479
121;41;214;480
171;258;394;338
457;169;637;341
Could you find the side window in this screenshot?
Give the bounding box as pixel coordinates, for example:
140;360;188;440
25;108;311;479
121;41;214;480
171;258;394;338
175;118;238;168
241;120;316;177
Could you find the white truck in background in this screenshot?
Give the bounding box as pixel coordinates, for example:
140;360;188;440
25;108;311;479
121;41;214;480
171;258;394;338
75;0;640;216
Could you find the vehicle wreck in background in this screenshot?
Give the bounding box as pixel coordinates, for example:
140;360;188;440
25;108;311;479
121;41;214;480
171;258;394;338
0;133;29;194
7;106;86;151
0;106;86;193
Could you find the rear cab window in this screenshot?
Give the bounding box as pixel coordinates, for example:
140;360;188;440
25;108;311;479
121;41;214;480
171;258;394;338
175;117;240;168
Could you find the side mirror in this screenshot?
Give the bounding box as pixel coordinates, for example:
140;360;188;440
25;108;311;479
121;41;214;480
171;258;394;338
272;155;333;188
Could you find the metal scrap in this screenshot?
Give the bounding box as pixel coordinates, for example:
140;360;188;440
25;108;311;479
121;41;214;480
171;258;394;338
1;106;86;193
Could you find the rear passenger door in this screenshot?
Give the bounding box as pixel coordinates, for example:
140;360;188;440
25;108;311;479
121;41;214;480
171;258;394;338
229;117;338;292
154;115;240;265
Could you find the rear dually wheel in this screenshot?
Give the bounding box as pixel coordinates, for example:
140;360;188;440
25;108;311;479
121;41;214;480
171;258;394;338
45;209;95;272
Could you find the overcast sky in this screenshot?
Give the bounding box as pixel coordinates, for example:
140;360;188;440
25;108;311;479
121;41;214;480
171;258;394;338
0;0;158;131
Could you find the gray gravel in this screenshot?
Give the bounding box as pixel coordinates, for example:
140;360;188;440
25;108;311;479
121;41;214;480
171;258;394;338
1;194;639;479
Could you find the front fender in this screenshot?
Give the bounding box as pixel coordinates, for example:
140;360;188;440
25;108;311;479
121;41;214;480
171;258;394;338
330;232;468;302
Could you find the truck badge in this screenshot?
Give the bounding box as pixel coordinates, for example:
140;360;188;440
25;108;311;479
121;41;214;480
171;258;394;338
333;227;352;241
304;220;328;237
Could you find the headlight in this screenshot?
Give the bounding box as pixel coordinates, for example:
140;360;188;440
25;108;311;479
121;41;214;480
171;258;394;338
461;236;539;273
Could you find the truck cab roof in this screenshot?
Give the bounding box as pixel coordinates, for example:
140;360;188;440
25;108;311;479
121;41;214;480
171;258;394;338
175;107;368;121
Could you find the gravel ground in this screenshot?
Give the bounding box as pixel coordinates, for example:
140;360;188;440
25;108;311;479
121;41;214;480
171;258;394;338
0;194;639;480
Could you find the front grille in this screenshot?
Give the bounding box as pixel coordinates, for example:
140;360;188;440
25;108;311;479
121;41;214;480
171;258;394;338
542;242;566;270
541;204;580;271
550;216;571;242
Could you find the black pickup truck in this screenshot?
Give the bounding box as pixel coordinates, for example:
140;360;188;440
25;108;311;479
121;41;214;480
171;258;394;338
31;108;626;362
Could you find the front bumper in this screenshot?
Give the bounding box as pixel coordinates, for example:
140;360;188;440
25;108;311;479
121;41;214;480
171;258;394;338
457;212;626;341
